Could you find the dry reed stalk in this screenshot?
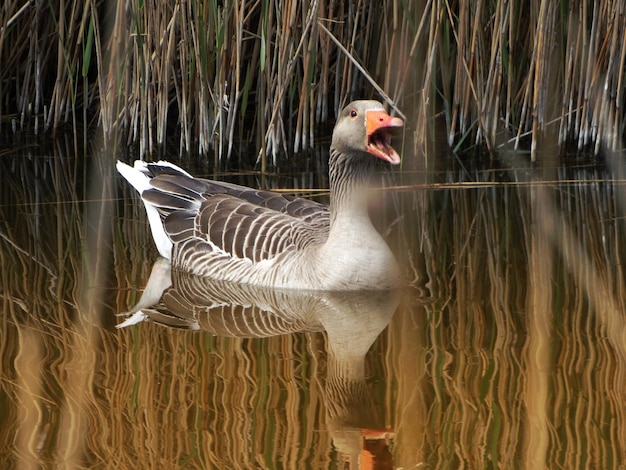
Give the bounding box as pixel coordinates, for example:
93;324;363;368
1;1;624;162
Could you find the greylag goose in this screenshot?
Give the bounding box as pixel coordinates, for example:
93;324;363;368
117;100;404;290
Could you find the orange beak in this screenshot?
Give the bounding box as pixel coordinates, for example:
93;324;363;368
365;110;404;164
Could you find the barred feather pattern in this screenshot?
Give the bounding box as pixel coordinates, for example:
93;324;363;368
134;164;331;288
117;100;404;290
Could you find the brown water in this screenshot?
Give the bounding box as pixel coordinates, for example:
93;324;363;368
1;136;626;469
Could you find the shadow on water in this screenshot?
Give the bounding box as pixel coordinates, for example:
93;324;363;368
1;134;626;468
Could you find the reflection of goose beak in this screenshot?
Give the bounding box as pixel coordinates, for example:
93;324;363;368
360;430;395;469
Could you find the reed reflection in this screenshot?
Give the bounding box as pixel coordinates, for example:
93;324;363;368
4;136;626;468
118;259;401;469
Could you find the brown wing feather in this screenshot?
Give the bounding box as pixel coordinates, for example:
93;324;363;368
141;172;330;262
191;177;328;219
162;193;329;262
144;174;328;220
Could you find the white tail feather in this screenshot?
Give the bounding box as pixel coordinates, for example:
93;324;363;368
117;160;173;260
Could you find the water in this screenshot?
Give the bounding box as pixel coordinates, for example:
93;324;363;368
1;135;626;469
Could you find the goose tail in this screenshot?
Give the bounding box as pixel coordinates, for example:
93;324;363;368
117;160;186;260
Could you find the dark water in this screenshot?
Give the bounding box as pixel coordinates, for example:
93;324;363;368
2;135;626;469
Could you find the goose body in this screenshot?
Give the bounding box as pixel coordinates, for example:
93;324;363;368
117;100;404;291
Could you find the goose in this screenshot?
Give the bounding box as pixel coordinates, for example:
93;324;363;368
117;100;404;290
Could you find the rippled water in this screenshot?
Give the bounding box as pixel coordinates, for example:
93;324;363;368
2;136;626;469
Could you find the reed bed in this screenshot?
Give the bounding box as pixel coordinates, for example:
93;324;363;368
1;0;623;164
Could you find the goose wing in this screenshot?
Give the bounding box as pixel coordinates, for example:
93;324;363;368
144;161;327;220
199;179;328;221
142;173;330;263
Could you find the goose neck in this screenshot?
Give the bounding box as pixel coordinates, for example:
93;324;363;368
328;149;374;223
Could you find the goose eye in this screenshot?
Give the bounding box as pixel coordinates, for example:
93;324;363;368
350;109;358;118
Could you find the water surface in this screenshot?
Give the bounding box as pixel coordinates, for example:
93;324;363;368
1;137;625;469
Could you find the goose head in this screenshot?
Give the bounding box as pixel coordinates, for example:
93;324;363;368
331;100;404;165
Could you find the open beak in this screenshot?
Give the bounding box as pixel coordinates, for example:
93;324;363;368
366;110;404;165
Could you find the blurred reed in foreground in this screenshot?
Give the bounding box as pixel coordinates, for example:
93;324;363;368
1;1;624;164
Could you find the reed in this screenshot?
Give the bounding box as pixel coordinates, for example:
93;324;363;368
0;1;624;163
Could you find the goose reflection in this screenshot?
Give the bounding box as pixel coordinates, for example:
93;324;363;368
118;258;401;469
